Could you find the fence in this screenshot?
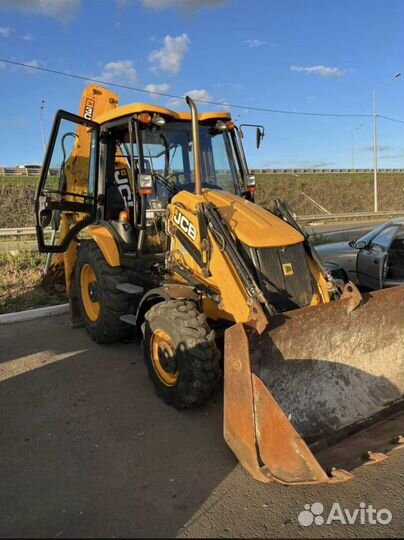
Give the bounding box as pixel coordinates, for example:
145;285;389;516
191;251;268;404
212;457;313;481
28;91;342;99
1;167;404;177
0;167;59;176
1;210;404;241
250;168;404;174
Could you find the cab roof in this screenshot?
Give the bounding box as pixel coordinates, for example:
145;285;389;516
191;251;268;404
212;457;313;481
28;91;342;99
94;103;231;125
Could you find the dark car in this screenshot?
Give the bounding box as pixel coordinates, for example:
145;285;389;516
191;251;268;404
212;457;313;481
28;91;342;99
316;219;404;290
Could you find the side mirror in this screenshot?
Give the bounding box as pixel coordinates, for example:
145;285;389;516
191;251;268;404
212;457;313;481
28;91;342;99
354;240;367;249
239;124;265;149
256;127;264;149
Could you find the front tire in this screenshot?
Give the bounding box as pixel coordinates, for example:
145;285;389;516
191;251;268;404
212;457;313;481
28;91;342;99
142;300;221;409
75;241;133;344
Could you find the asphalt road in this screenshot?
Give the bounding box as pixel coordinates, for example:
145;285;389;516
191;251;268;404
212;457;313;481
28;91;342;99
0;219;387;253
306;220;386;245
0;315;403;538
307;220;386;233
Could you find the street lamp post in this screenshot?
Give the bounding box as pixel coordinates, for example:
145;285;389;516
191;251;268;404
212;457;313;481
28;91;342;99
372;73;401;212
40;100;46;155
351;124;363;170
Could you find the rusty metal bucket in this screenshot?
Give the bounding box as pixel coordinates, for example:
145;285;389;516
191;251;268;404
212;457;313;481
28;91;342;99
224;286;404;485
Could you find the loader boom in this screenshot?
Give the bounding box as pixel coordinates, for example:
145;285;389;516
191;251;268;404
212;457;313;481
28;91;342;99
165;96;404;484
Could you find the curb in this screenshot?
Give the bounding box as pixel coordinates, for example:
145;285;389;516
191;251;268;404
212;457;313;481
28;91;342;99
0;303;69;325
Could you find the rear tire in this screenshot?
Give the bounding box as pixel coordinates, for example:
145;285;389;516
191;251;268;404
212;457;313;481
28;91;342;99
75;241;133;344
142;299;221;409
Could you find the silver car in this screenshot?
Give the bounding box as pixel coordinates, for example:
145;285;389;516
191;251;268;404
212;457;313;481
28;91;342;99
316;218;404;290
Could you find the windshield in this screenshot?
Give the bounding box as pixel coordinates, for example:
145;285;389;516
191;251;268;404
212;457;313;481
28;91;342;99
137;121;241;202
355;222;393;246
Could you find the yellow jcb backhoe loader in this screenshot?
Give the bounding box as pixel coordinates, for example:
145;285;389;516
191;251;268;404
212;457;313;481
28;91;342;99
35;85;404;485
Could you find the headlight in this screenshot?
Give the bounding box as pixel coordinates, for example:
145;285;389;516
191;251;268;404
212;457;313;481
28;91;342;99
152;114;166;126
139;173;153;195
246;174;256;192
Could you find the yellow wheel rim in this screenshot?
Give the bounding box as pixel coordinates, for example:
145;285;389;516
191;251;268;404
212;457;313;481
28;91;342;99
80;263;101;322
151;329;179;387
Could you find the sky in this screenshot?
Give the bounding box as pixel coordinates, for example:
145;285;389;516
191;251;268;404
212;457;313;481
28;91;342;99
0;0;403;168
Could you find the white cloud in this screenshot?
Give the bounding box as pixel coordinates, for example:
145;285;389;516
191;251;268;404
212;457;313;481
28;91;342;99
144;83;171;95
149;33;190;74
140;0;228;11
2;58;45;74
23;59;42;69
361;145;393;153
186;89;212;102
167;88;212;109
380;151;404;160
216;98;231;111
294;160;336;168
94;60;137;84
244;39;267;48
0;0;80;19
0;116;26;128
263;161;282;166
213;82;243;90
0;26;33;40
0;26;12;37
290;64;346;78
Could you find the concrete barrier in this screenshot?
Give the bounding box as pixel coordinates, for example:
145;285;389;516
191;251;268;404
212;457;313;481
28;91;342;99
0;304;69;325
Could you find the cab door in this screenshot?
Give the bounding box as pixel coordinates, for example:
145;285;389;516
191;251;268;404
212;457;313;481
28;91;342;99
35;110;99;253
357;225;399;290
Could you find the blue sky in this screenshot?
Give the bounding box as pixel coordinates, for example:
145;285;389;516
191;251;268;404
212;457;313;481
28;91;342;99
0;0;403;168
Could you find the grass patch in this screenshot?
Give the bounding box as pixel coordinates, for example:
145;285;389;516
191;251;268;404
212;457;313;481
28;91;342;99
0;172;403;314
1;173;403;229
255;172;404;214
0;179;37;228
0;251;66;314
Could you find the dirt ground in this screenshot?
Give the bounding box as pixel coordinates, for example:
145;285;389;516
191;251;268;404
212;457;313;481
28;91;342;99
0;252;66;314
0;315;403;538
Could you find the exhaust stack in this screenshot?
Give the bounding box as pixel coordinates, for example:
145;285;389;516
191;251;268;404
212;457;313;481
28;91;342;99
186;95;202;195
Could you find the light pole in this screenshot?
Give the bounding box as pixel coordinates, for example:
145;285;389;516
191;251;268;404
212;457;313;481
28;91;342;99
351;124;363;170
40;100;46;155
373;73;401;212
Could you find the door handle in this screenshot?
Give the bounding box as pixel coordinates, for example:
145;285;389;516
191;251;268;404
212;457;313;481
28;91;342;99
374;260;379;264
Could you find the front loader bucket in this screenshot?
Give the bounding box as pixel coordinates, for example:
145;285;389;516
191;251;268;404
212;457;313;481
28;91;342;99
224;286;404;485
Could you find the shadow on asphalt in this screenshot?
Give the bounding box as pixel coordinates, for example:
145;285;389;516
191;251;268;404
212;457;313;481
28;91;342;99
1;315;403;539
0;315;237;538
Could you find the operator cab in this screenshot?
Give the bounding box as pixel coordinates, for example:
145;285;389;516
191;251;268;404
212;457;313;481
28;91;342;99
35;103;256;260
102;113;250;254
104;116;245;212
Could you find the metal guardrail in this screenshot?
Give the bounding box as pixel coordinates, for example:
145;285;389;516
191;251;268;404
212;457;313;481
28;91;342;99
0;167;59;177
1;168;404;177
251;168;404;174
296;211;404;222
1;211;404;239
0;227;36;237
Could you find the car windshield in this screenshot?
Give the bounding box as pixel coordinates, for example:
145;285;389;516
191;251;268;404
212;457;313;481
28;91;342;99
355;222;395;246
138;121;241;201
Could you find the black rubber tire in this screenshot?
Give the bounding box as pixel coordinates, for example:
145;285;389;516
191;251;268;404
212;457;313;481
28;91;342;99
142;299;221;409
75;241;133;344
330;267;349;287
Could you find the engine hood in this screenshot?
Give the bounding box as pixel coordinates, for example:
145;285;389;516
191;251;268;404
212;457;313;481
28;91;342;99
170;189;304;249
203;190;304;248
315;241;357;256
